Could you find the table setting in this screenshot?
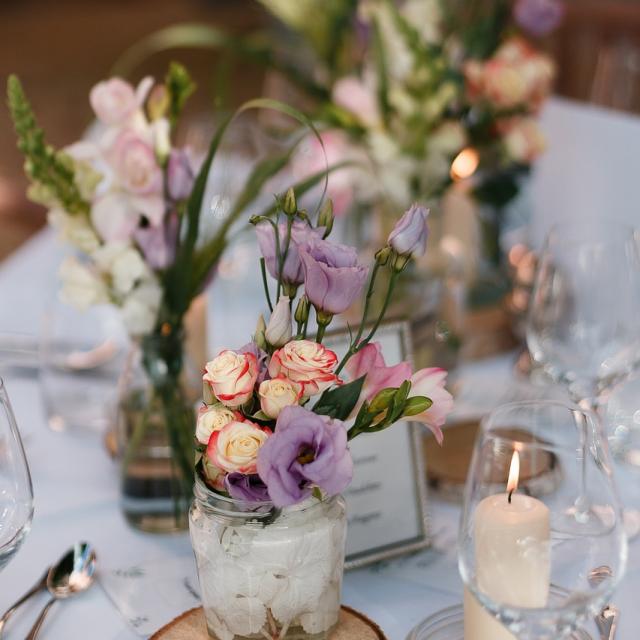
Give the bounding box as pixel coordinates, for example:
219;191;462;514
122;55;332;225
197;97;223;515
3;1;640;639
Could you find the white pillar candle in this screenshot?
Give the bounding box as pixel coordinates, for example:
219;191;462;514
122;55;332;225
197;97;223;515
464;451;551;640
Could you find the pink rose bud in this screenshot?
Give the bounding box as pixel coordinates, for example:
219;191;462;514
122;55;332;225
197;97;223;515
265;296;292;347
195;404;240;445
206;420;272;474
388;204;429;258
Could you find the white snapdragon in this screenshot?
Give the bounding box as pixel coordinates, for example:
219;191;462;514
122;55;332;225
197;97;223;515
48;209;101;254
120;279;162;335
58;256;109;310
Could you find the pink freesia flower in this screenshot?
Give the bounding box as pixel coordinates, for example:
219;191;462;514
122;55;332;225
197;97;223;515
204;350;259;408
408;368;454;444
332;76;379;127
346;342;412;403
90;76;153;126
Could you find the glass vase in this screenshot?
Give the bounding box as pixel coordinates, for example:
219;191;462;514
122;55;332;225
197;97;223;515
189;476;347;640
117;328;196;533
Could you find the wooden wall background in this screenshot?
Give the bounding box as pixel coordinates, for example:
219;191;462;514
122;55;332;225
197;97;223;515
1;0;639;260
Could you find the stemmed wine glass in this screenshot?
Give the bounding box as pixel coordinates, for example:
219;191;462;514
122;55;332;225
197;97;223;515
527;221;640;407
0;378;34;571
459;401;627;640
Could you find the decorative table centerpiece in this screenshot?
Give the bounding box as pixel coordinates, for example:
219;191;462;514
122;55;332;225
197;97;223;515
188;192;453;640
6;67;326;532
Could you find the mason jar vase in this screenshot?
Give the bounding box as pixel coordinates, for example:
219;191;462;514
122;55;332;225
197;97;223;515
189;476;347;640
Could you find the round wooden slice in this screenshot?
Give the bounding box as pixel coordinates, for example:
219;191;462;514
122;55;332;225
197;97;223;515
150;605;387;640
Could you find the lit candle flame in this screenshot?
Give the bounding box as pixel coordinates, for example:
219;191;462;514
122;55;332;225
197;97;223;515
450;148;480;181
507;449;520;503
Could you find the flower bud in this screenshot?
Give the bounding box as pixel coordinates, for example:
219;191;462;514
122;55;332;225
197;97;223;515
254;314;267;350
318;199;334;238
368;387;398;415
294;295;310;325
388;204;429;258
283;187;297;216
402;395;433;417
147;84;169;121
375;246;392;266
203;380;216;405
265;296;292;347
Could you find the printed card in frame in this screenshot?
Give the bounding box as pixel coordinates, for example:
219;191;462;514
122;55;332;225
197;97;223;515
324;321;431;569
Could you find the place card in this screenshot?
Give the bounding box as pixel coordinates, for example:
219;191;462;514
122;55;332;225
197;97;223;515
325;322;431;569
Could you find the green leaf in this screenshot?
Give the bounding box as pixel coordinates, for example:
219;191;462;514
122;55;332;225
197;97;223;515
371;16;392;127
313;376;366;420
112;23;329;101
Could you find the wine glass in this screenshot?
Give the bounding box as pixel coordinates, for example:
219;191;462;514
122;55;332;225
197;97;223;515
459;401;627;640
527;222;640;407
0;378;34;571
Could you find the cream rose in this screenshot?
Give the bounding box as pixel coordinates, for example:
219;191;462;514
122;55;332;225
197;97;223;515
206;420;271;474
268;340;340;397
258;376;302;419
195;404;240;445
204;350;258;408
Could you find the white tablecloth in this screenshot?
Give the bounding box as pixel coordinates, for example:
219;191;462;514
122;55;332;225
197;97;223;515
1;232;639;640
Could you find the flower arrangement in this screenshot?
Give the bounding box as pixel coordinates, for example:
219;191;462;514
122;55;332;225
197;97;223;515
262;0;562;215
6;65;334;529
194;193;453;507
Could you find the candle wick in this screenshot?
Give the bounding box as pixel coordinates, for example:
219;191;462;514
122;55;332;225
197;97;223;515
508;489;514;504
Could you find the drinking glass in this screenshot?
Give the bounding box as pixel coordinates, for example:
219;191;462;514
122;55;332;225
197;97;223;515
40;295;128;434
527;222;640;407
0;379;34;571
459;401;627;640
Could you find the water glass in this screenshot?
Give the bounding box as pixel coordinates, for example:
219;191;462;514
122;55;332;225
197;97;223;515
0;379;33;571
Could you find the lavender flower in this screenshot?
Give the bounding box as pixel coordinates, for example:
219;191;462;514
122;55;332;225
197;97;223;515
514;0;564;37
256;405;353;507
388;204;429;258
225;473;271;503
300;238;368;315
256;221;324;286
238;341;269;384
167;149;195;201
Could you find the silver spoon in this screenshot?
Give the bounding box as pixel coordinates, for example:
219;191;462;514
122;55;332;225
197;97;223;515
25;542;97;640
0;542;88;636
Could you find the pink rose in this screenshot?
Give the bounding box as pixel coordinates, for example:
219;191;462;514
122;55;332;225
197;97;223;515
204;350;258;408
195;404;242;445
408;368;454;444
332;76;379;127
500;117;546;163
269;340;340;397
346;342;412;403
259;376;303;419
206;420;272;474
89;76;153;126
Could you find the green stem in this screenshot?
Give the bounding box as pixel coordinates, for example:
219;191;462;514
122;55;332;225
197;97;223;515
362;270;399;345
260;257;273;312
335;262;382;376
316;323;327;343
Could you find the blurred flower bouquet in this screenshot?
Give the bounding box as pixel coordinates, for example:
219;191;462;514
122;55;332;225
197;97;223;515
6;65;327;530
189;193;453;639
259;0;562;297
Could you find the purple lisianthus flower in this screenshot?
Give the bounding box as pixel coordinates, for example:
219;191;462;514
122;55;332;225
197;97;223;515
514;0;564;37
300;238;368;315
167;148;195;201
255;221;324;286
225;473;271;503
256;405;353;508
388;204;429;258
238;341;269;384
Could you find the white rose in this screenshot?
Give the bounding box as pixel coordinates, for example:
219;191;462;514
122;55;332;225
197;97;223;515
59;256;109;310
207;420;271;474
429;121;467;156
120;280;162;335
503;118;546;163
258;377;302;419
196;404;238;445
